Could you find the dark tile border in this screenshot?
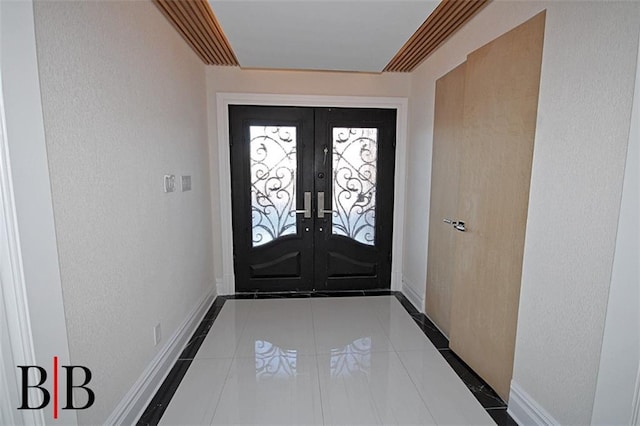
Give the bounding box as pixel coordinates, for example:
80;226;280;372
392;293;516;425
233;289;396;299
487;407;520;426
138;290;516;425
440;349;507;409
136;298;228;425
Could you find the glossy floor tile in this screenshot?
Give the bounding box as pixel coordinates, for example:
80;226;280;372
212;354;323;425
158;358;232;425
317;350;437;425
397;350;495;425
235;299;316;356
195;301;252;359
312;298;396;354
153;296;499;425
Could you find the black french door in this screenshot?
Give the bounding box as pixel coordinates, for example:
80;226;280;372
229;105;396;292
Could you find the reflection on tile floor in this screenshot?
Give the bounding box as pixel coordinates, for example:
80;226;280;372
139;293;515;425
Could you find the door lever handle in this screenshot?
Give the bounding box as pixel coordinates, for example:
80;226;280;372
317;192;335;218
453;221;466;232
443;218;466;232
295;191;312;218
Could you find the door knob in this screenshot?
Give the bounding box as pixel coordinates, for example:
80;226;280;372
295;191;312;218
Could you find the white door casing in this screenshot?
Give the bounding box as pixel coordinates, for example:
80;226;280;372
215;93;408;295
0;1;77;424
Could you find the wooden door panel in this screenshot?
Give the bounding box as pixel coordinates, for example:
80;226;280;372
426;62;466;336
327;252;376;277
314;108;396;291
449;12;546;401
249;251;302;278
230;106;396;292
229;106;315;292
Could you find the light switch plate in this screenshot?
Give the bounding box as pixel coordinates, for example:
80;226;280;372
164;175;175;193
181;175;192;192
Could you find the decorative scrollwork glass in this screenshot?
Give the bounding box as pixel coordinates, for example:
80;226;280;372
332;128;378;246
250;126;297;248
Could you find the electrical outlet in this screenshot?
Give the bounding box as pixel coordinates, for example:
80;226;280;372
163;175;175;193
153;323;162;346
181;175;192;192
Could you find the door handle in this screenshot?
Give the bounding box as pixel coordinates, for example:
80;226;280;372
295;191;312;218
443;218;466;232
453;221;466;232
317;192;334;219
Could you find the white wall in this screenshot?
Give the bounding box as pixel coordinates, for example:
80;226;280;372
206;67;411;291
516;3;638;424
33;1;213;423
407;1;640;423
591;29;640;425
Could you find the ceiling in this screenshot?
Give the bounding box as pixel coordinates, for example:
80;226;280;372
153;0;490;73
209;1;438;73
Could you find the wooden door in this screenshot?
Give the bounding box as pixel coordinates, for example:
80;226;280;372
229;106;315;292
314;108;397;291
425;62;466;336
449;12;546;401
229;106;396;292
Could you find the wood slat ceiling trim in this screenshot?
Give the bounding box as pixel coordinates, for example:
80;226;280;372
153;0;489;72
153;0;238;66
384;0;491;72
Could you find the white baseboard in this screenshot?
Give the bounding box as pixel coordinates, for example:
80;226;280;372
105;288;215;425
632;363;640;426
391;271;403;292
216;277;225;296
401;278;424;312
508;381;559;425
218;273;234;295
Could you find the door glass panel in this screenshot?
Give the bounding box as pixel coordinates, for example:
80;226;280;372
332;128;378;245
250;126;297;247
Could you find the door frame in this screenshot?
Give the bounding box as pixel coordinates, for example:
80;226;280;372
1;2;77;424
0;41;39;424
215;93;408;295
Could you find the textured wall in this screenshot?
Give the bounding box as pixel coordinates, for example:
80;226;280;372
516;3;638;423
34;2;213;423
407;1;640;423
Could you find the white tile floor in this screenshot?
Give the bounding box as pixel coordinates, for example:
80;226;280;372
159;296;496;425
